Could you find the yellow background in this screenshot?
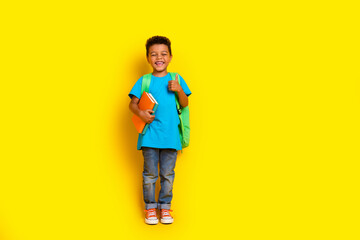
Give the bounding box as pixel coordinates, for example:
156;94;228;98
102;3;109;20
1;1;359;239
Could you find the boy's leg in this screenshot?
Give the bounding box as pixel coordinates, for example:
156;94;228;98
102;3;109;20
142;147;159;210
158;149;177;210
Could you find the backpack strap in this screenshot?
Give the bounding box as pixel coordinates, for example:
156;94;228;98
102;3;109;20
139;73;152;145
141;73;152;95
169;72;182;114
170;72;185;153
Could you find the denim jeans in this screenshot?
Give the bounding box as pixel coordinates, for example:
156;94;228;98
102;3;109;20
142;147;177;210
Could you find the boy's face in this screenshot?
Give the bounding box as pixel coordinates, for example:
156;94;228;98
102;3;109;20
147;44;172;73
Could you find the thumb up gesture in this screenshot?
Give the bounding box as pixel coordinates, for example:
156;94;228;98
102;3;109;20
168;74;182;93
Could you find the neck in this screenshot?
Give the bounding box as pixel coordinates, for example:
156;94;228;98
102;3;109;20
152;70;168;77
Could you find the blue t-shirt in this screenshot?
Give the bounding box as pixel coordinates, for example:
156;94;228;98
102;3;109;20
129;73;191;150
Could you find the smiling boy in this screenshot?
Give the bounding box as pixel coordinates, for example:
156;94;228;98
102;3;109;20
128;36;191;224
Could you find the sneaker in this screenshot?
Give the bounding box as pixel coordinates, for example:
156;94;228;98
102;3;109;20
160;209;174;224
144;208;159;225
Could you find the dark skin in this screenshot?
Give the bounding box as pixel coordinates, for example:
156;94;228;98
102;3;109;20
129;97;155;124
129;44;188;124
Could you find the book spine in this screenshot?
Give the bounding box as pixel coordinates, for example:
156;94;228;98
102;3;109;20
142;123;149;135
152;103;159;113
141;103;158;135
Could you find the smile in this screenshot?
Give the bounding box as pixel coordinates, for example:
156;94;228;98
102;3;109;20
155;61;164;66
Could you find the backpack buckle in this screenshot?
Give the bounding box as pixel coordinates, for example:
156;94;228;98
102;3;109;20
177;108;182;115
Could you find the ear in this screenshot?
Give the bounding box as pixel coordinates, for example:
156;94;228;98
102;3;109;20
146;55;150;63
169;55;173;62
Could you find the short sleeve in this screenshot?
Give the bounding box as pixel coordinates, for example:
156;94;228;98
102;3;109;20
178;74;192;97
128;76;143;99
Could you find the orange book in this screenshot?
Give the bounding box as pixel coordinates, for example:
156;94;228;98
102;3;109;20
132;92;158;134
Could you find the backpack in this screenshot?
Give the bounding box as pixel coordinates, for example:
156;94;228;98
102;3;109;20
141;73;190;149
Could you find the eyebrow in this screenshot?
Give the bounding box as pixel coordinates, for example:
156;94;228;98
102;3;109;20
150;51;168;54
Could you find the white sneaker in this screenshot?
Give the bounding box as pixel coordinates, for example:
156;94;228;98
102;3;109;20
144;208;159;225
160;209;174;224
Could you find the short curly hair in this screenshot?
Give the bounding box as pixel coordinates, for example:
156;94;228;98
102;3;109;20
145;36;172;57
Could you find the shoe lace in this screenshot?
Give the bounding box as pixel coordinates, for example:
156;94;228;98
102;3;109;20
161;209;173;217
144;209;156;218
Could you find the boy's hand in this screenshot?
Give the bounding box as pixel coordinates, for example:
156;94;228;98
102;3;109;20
139;109;155;124
168;74;182;93
168;80;182;93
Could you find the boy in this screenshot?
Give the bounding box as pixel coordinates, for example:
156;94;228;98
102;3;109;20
128;36;191;224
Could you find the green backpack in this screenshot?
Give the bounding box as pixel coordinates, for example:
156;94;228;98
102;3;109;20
141;72;190;149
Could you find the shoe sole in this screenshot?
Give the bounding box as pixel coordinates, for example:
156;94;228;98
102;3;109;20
145;218;159;225
160;218;174;224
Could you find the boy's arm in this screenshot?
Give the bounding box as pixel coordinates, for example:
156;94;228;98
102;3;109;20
129;96;155;123
177;88;189;108
168;81;188;107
